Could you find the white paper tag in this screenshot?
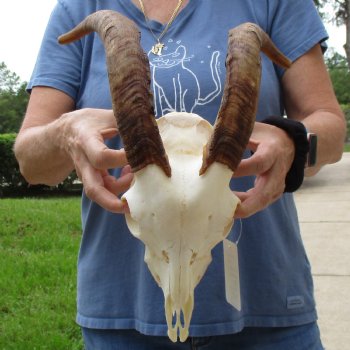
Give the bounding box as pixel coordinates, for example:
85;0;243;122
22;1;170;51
223;238;241;311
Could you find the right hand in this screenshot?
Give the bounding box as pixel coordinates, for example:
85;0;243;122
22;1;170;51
232;121;295;218
61;108;133;213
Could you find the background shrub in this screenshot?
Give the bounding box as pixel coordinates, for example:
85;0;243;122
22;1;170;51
0;133;81;197
341;104;350;142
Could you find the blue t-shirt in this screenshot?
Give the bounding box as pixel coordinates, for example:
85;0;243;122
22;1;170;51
28;0;328;337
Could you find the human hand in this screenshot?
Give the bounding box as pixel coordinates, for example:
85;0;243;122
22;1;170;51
233;121;295;218
60;108;133;213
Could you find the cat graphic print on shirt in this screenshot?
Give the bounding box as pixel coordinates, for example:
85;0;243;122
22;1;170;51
148;38;223;117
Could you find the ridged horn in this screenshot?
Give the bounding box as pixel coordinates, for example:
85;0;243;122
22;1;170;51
199;23;292;175
58;10;171;177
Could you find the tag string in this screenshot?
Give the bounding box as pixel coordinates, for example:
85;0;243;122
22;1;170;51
235;219;243;246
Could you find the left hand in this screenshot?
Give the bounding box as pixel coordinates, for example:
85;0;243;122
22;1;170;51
233;121;295;218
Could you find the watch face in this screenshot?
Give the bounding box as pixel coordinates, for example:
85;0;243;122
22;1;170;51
307;133;317;167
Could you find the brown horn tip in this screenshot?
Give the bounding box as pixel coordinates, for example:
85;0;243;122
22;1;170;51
200;22;291;175
59;10;171;177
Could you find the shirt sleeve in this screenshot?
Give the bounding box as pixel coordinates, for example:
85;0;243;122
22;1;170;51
27;0;83;100
267;0;328;78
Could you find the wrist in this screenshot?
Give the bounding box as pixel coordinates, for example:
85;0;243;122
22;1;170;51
56;112;76;160
261;116;309;192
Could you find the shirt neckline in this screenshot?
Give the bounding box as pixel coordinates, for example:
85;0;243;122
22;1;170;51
116;0;198;33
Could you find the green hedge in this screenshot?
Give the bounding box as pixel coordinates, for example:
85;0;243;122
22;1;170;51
341;104;350;143
0;133;81;197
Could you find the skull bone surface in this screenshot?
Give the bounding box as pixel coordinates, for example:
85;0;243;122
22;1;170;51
123;112;240;341
58;10;291;343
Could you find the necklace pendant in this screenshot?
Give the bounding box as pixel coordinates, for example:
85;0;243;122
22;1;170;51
151;42;165;56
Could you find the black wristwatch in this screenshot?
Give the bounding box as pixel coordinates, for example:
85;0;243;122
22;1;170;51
305;132;317;167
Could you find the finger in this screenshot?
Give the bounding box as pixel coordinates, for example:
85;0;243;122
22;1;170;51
75;166;82;181
82;136;128;170
233;188;263;219
76;154;128;213
100;128;118;140
85;173;129;213
233;191;249;204
246;138;259;152
86;184;128;213
233;150;273;178
121;164;132;177
234;166;285;218
102;171;134;197
122;198;130;214
103;174;132;214
233;186;271;219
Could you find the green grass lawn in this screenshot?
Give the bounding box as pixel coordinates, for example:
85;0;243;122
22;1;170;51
1;147;349;348
0;197;83;349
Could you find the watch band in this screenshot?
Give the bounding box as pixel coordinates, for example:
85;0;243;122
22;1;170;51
261;116;309;192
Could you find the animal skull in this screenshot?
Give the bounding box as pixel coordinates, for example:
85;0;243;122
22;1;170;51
59;10;291;342
123;112;240;341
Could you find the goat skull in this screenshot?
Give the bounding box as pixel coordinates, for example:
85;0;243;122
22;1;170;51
59;10;291;342
123;112;239;341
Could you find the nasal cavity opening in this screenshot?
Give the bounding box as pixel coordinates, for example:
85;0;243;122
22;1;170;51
171;308;185;330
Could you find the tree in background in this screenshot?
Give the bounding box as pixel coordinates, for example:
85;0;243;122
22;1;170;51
326;51;350;141
0;62;28;133
326;51;350;102
314;1;350;142
0;61;22;92
314;0;350;70
0;62;82;195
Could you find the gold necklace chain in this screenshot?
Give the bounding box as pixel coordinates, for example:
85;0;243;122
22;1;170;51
138;0;183;55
